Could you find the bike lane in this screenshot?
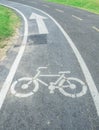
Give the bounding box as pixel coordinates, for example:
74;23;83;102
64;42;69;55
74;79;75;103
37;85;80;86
0;1;99;130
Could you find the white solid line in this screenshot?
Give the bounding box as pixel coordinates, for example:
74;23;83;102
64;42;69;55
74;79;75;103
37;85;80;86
55;9;64;13
72;15;83;21
42;4;49;8
22;4;99;116
0;4;28;109
92;26;99;32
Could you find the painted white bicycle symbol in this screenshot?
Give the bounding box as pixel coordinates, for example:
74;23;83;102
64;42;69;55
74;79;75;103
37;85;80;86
11;67;87;98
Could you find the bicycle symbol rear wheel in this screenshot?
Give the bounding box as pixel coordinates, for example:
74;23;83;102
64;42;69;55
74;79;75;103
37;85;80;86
11;77;39;98
58;77;87;98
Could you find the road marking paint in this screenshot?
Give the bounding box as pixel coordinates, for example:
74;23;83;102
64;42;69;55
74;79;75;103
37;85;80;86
0;3;28;109
21;4;99;116
31;1;37;4
55;9;64;13
40;75;60;77
92;26;99;32
42;4;49;8
29;13;48;34
11;77;39;98
72;15;83;21
11;68;87;98
1;2;99;116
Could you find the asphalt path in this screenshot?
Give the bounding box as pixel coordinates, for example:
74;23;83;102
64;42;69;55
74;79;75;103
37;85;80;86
0;0;99;130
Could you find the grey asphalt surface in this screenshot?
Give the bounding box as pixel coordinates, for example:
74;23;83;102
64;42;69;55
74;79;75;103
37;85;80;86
0;0;99;130
13;0;99;92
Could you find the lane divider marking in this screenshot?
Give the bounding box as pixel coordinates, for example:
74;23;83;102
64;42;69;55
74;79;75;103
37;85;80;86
92;26;99;32
30;1;37;4
72;15;83;21
55;9;64;13
0;3;28;109
42;4;49;8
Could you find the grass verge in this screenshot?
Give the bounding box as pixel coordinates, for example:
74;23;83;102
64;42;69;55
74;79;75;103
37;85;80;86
0;5;20;60
47;0;99;14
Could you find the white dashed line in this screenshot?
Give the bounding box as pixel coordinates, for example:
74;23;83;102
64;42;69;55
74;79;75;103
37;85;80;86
42;4;49;8
55;9;64;13
72;15;83;21
31;1;37;4
92;26;99;32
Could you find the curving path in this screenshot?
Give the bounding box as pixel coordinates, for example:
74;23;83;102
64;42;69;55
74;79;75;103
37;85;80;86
0;0;99;130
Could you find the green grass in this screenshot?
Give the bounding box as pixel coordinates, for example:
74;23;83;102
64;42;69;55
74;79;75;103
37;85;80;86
47;0;99;14
0;5;20;48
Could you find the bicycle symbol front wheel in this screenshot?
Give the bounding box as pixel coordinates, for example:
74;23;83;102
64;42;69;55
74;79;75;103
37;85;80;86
10;77;39;98
58;77;87;98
